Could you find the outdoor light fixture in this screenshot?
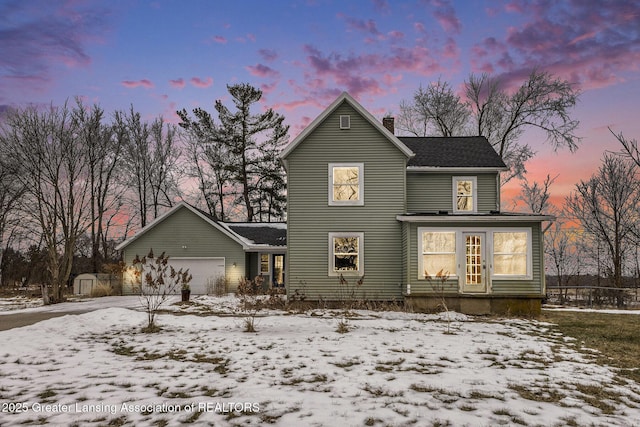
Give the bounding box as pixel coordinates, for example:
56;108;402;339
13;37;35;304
182;245;187;249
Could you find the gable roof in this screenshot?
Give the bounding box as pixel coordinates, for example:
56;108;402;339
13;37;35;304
400;136;508;171
280;91;415;160
115;202;287;252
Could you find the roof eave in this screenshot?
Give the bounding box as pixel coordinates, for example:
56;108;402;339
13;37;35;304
116;202;252;252
396;214;555;222
406;166;509;173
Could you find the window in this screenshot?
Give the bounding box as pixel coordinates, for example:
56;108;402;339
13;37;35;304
329;163;364;205
260;253;270;274
417;228;533;282
420;231;457;278
453;177;477;213
493;231;530;277
329;232;364;275
340;115;351;129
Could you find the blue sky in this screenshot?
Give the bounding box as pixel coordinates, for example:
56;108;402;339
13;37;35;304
1;0;639;203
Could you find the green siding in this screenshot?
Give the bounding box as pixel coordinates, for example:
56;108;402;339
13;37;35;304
407;173;498;213
285;101;407;300
121;206;246;294
405;221;544;296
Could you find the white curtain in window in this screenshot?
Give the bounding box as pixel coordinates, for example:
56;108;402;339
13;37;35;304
422;231;456;277
493;232;527;276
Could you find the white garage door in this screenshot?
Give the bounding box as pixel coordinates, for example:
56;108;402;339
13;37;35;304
168;258;225;295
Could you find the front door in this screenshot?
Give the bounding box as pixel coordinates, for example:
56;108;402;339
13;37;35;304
272;254;285;287
462;232;488;293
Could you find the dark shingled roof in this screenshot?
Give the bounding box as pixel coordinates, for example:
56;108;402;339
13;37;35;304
399;136;507;168
227;224;287;247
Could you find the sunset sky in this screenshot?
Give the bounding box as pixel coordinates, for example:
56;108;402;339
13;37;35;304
1;0;639;208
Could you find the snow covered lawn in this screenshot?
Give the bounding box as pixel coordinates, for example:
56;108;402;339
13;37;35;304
0;296;639;426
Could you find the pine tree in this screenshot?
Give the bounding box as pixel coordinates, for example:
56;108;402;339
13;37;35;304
179;83;289;222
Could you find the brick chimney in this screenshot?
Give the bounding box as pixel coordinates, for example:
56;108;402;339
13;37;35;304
382;117;394;135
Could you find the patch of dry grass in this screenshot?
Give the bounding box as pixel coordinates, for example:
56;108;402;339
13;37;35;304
541;310;640;383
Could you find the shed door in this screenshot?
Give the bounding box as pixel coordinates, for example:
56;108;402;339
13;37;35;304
167;258;225;295
80;279;94;295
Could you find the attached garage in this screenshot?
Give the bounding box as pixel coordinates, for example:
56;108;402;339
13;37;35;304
166;257;225;295
116;202;286;295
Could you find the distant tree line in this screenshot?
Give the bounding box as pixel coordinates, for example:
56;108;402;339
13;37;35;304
0;83;287;303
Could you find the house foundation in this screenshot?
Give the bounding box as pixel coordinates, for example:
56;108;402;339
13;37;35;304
404;294;542;316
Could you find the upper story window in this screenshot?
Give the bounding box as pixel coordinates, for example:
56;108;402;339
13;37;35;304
453;176;477;213
329;163;364;206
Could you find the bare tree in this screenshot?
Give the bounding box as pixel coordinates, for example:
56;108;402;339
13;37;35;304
611;128;640;168
565;154;640;307
0;103;91;303
517;174;558;214
397;79;470;137
0;165;25;287
72;99;126;271
466;70;581;182
119;108;180;228
544;220;582;304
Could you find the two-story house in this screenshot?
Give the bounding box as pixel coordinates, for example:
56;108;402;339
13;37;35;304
280;92;552;315
117;91;551;315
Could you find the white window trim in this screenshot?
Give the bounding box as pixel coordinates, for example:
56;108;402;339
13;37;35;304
340;115;351;129
417;228;458;280
417;227;532;281
259;253;270;275
328;163;364;206
491;229;533;280
328;232;364;276
452;176;477;213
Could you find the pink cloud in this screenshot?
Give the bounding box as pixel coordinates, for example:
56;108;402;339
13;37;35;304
258;49;278;62
470;1;640;93
246;63;280;78
504;1;525;13
0;1;107;94
169;78;185;89
413;22;426;34
373;0;390;15
121;79;154;89
213;35;227;44
190;77;213;88
342;15;381;36
430;0;462;34
296;43;449;102
260;82;278;94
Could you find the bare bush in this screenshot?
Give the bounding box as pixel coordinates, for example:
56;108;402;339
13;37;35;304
131;249;192;332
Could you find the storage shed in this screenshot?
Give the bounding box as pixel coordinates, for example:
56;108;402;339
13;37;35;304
73;273;119;296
